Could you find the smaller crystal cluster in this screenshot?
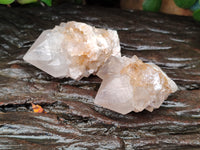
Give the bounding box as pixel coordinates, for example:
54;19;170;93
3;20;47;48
23;21;120;80
94;56;178;114
24;21;178;114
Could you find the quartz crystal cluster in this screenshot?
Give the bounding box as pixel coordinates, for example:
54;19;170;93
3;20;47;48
24;21;178;114
94;56;178;114
23;21;120;80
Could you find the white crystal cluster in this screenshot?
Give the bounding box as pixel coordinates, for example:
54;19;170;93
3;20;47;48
94;56;178;114
23;21;120;80
23;21;178;114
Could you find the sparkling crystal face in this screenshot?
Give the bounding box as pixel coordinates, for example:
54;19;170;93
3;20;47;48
95;56;178;114
23;21;121;80
23;30;69;78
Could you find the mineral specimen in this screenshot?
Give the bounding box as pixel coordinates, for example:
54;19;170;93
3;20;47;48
23;21;178;114
23;21;121;80
94;56;178;114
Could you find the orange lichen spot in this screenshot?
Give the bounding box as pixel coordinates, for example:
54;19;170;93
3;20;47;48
31;103;46;113
10;64;21;69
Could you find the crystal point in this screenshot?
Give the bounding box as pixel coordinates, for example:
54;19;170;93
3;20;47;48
94;56;178;114
23;21;121;80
